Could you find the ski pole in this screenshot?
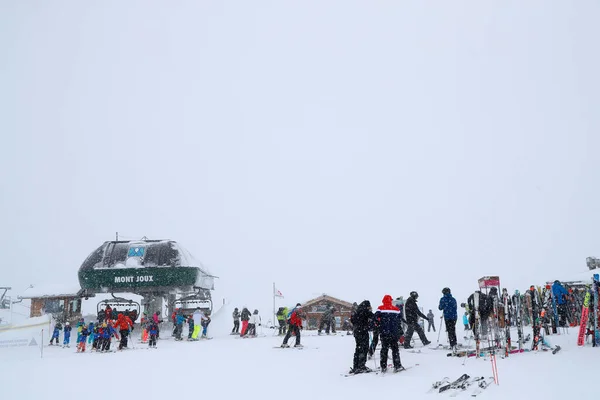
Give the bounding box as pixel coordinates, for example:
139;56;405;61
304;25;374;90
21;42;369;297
437;316;443;344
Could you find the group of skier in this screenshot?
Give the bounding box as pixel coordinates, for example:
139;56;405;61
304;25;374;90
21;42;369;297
170;307;212;341
349;288;458;374
231;307;262;337
49;309;134;352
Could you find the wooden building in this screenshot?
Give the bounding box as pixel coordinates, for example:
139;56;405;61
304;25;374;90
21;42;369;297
18;284;83;324
302;294;355;330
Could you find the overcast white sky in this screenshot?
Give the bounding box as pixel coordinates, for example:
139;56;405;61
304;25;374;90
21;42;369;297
1;1;599;315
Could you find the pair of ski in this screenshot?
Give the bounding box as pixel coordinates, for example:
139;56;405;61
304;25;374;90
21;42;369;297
342;364;417;377
430;374;494;397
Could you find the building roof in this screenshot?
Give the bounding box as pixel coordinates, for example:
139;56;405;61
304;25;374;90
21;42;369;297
302;294;354;309
18;283;82;299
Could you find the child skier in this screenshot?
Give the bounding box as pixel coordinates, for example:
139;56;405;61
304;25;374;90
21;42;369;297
77;324;89;353
148;320;158;348
49;321;62;346
87;321;95;345
100;322;118;352
63;322;72;348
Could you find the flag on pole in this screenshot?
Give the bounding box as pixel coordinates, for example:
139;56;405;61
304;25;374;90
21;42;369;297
275;288;284;298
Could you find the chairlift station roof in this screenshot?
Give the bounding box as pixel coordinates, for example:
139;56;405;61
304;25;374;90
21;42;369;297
78;240;215;295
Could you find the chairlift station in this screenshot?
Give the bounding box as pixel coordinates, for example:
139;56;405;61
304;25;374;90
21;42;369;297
78;239;216;319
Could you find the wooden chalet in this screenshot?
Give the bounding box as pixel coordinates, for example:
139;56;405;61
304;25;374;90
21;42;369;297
302;294;354;330
18;284;83;323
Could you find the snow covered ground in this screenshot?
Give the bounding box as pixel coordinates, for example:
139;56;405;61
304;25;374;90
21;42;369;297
0;310;595;400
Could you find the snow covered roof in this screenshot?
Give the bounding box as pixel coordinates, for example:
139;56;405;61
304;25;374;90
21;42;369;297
550;269;600;286
18;284;82;299
302;294;354;309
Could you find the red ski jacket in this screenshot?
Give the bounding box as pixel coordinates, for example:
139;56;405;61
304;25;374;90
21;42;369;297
113;314;134;331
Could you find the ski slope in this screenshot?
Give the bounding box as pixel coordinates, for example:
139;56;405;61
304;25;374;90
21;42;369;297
0;321;594;399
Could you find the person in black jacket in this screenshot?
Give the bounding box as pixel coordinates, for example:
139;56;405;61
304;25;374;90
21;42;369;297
318;305;336;335
240;307;251;336
350;300;373;374
403;291;431;349
231;308;240;334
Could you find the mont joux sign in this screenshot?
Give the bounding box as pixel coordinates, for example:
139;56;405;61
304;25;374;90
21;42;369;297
79;267;199;290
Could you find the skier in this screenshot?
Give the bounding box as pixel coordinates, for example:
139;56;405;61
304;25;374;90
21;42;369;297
174;309;185;341
426;310;436;332
368;311;380;359
152;311;162;339
49;321;62;346
349;300;373;374
438;287;458;350
201;316;211;338
113;312;134;350
248;309;261;336
100;322;118;352
77;324;89;353
87;321;95;345
375;295;404;373
147;320;158;348
463;312;470;331
393;297;407;332
192;308;207;340
403;291;431;348
104;305;112;322
97;308;106;324
187;314;195;340
232;307;240;334
240;307;251;337
276;307;288;335
281;303;303;348
552;280;569;327
63;322;72;348
318;305;336;335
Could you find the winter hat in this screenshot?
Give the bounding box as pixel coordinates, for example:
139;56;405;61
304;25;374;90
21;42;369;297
296;303;302;308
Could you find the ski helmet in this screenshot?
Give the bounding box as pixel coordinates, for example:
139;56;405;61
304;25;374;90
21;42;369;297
442;287;451;295
410;291;418;299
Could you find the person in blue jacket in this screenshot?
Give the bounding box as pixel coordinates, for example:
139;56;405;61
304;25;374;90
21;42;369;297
552;280;569;326
175;309;186;341
438;287;458;350
63;322;72;348
462;311;469;331
49;321;62;346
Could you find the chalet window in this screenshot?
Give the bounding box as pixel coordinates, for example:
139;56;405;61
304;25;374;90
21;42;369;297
44;299;65;314
313;305;328;312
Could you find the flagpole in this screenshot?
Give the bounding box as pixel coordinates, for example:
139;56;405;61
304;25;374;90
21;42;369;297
273;282;276;328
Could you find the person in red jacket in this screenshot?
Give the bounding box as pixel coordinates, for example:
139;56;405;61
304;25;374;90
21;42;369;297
113;313;134;350
281;303;303;348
